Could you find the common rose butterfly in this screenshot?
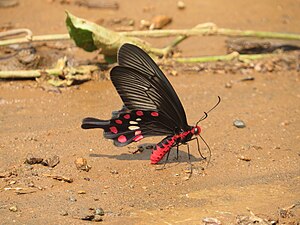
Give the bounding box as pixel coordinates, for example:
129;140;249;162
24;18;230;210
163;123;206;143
81;43;220;164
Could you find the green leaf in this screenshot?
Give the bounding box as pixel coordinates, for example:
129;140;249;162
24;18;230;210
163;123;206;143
65;11;146;59
66;11;98;52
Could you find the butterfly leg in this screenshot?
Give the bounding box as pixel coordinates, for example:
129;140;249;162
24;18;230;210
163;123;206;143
189;137;206;160
185;143;193;178
155;150;171;170
176;143;179;160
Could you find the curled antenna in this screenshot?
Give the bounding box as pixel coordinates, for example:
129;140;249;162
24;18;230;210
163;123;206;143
196;96;221;126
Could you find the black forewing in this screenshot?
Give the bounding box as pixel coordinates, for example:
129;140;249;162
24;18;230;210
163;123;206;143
110;43;189;131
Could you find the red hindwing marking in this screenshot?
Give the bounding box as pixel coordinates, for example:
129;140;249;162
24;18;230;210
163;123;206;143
135;130;142;136
133;135;143;142
123;114;130;119
109;126;118;134
136;110;143;116
118;135;127;143
151;111;159;117
115;119;123;124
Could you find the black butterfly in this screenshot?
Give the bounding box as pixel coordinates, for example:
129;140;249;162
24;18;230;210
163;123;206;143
81;43;220;164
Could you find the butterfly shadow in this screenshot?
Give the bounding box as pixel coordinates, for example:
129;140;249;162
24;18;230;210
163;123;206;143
89;143;204;164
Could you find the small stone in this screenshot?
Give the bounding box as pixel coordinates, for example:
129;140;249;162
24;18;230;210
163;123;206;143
25;153;43;165
225;82;232;88
140;19;151;29
280;120;290;126
75;158;91;172
93;215;103;222
60;210;68;216
238;155;251;161
17;48;39;66
203;217;222;225
0;0;19;8
177;1;186;9
69;196;77;202
150;15;172;30
78;190;86;194
43;174;73;183
81;215;95;221
233;119;246;128
170;70;178;76
95;208;105;216
42;155;60;168
240;76;255;82
9;205;18;212
252;145;262;150
254;63;262;72
110;170;118;174
0;171;12;178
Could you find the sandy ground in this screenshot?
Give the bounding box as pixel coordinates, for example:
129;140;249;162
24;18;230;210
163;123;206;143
0;0;300;224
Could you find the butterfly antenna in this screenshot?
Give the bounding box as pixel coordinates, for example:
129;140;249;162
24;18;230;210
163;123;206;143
196;96;221;126
199;134;212;167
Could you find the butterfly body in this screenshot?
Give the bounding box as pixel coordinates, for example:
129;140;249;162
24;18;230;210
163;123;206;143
150;125;200;164
82;43;207;164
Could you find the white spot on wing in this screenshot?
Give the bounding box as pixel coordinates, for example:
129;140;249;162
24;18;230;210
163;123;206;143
129;121;138;124
128;126;140;130
136;118;142;121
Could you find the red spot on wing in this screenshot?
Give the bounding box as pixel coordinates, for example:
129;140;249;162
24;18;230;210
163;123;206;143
135;130;142;136
109;126;118;134
115;119;123;124
118;135;127;143
136;110;143;116
151;111;159;117
133;135;143;142
123;114;130;119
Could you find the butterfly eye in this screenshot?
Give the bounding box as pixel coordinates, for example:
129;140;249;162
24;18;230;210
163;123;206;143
192;126;201;135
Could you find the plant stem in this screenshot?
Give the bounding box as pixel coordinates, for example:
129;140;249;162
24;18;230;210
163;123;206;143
121;28;300;40
0;65;98;79
174;52;273;63
1;26;299;47
0;34;70;46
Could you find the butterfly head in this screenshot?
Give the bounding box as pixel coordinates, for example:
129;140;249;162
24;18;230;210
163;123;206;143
191;126;201;135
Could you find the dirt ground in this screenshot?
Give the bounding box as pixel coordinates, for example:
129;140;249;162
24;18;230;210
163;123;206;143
0;0;300;224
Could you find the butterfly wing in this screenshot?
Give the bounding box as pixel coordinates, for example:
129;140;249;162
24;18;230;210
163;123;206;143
110;43;189;132
82;110;174;147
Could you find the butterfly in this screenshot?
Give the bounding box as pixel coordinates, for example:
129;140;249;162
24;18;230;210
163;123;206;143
81;43;220;164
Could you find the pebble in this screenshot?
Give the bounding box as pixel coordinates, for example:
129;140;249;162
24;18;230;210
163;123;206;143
233;119;246;128
9;205;18;212
69;196;77;202
60;210;68;216
95;208;105;216
93;215;103;222
225;82;232;88
25;153;43;165
240;76;255;82
177;1;186;9
42;155;60;168
203;217;222;225
140;19;151;29
110;170;118;174
75;158;91;172
150;15;172;30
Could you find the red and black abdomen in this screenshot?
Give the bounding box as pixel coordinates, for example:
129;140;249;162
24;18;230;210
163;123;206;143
150;136;178;164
